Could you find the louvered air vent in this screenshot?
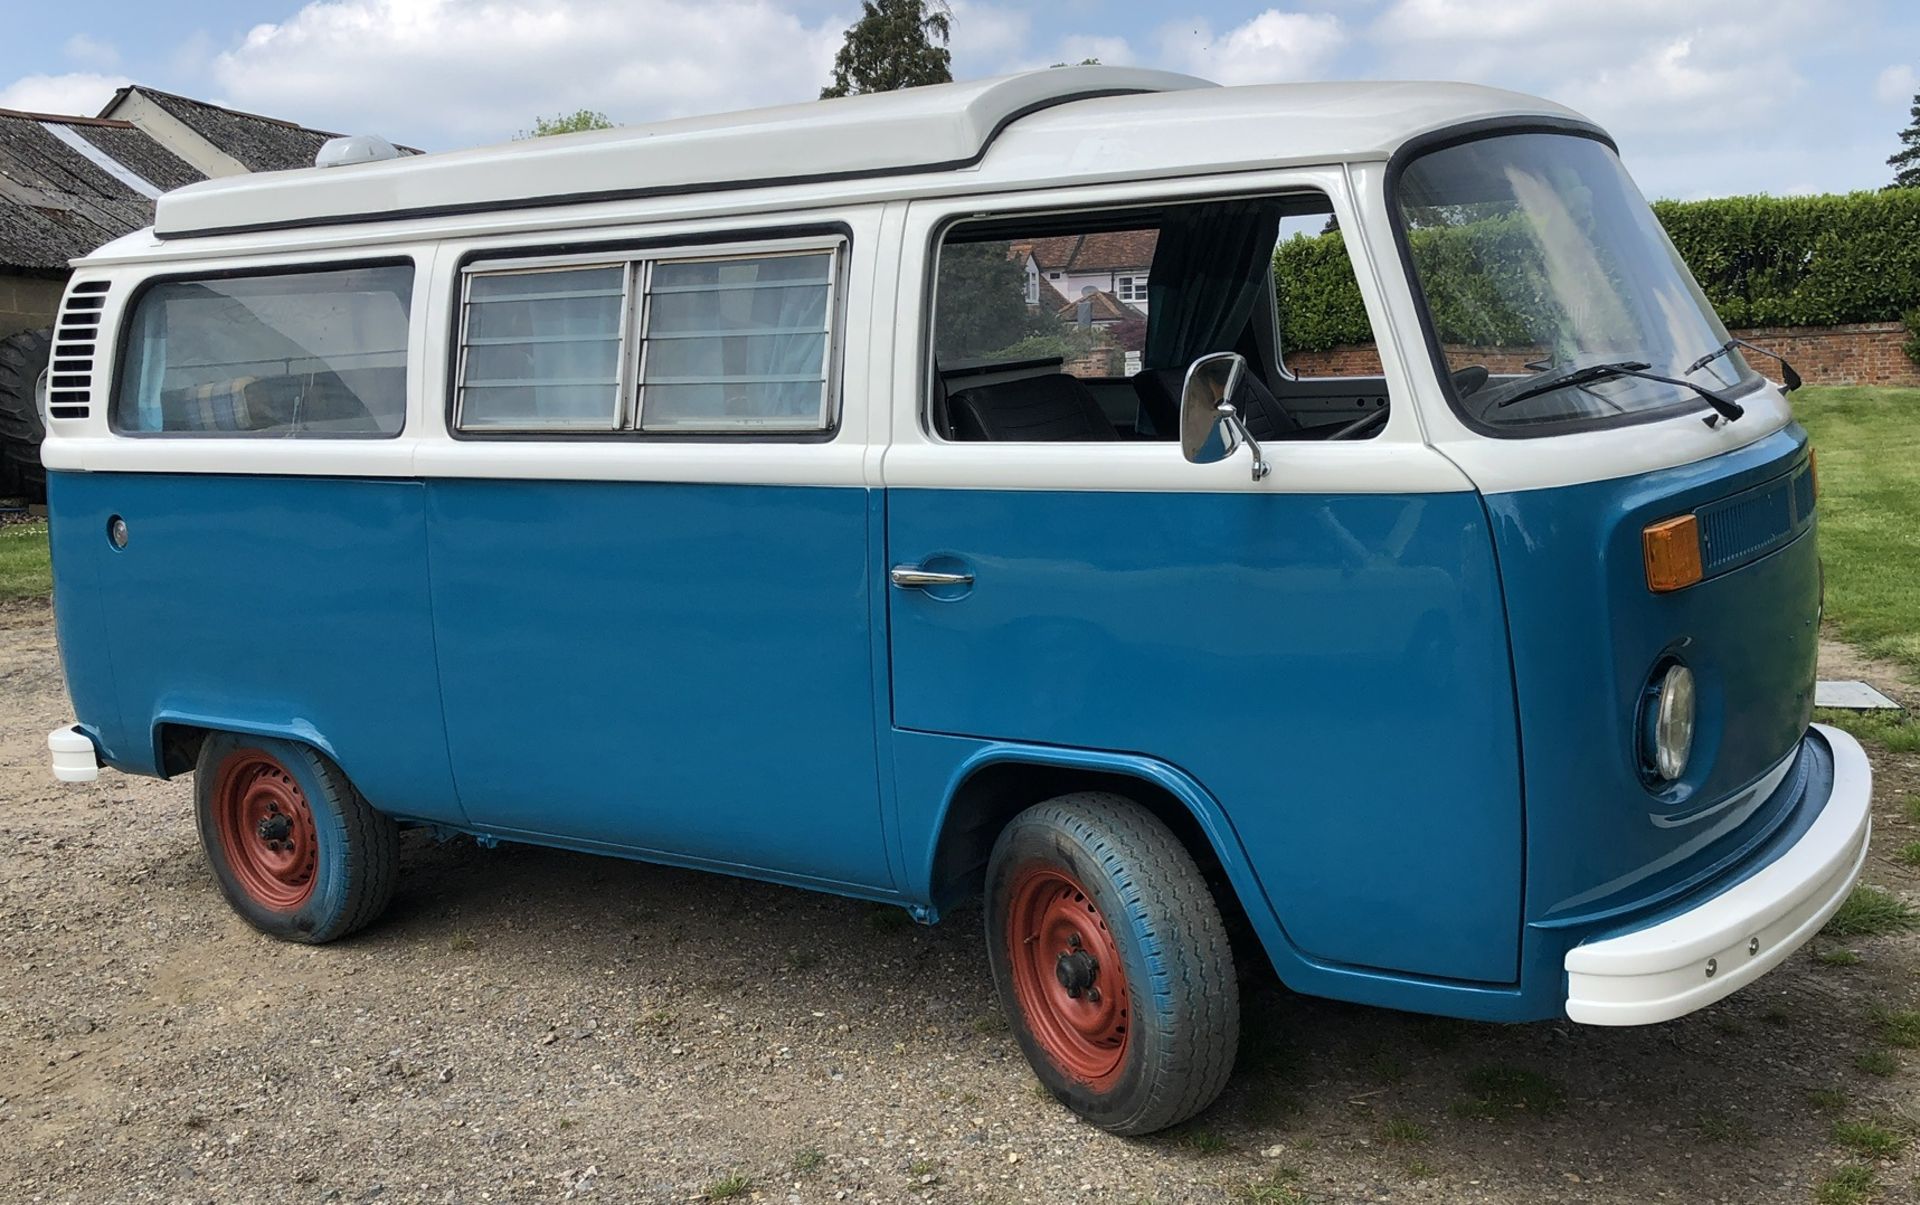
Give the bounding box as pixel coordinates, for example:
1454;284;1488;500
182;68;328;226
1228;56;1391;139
47;280;109;421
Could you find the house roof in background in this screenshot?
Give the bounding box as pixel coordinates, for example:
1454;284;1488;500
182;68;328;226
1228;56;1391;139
0;109;203;273
101;85;346;173
1027;229;1158;273
1055;288;1145;324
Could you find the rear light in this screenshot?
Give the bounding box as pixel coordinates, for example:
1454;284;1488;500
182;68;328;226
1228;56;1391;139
1642;514;1703;593
1808;448;1818;500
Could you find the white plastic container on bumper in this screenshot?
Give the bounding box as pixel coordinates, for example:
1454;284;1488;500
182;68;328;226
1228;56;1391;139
1563;724;1873;1025
48;726;101;783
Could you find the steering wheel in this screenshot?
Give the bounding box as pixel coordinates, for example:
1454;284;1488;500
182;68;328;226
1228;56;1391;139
1329;405;1388;440
1451;365;1490;397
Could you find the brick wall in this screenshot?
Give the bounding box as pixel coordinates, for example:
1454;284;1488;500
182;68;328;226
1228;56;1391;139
1725;323;1919;387
0;273;63;339
1285;322;1919;387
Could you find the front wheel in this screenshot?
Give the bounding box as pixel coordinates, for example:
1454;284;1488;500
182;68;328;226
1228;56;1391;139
194;733;398;943
985;793;1239;1135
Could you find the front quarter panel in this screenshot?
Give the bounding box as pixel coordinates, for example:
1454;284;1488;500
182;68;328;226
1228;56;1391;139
1485;424;1819;931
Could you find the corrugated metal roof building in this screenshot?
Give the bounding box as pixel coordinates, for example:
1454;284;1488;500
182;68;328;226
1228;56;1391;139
0;108;203;335
97;85;369;177
0;87;390;337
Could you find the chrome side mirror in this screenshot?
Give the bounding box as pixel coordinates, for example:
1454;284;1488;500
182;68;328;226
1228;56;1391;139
1178;351;1269;481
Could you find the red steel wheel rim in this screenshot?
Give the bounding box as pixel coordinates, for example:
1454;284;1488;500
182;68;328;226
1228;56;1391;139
1005;865;1130;1090
211;751;319;911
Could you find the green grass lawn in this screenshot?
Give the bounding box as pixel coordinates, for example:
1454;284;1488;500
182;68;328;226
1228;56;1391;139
0;521;50;601
1792;386;1920;678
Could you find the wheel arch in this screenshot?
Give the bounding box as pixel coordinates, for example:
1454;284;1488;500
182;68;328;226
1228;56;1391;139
922;745;1269;932
151;711;341;779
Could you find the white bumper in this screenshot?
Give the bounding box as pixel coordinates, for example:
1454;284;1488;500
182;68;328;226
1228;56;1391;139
48;726;101;783
1564;724;1872;1026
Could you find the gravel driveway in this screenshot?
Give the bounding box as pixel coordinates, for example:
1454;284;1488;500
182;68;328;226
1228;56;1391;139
2;598;1916;1204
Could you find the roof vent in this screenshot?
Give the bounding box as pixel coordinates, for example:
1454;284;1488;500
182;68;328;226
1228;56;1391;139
316;134;405;168
46;280;109;421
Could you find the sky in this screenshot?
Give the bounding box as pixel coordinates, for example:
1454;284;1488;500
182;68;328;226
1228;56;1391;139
1;0;1915;201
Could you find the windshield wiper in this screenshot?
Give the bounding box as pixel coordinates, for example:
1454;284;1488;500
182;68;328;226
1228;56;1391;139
1496;359;1744;427
1687;337;1802;392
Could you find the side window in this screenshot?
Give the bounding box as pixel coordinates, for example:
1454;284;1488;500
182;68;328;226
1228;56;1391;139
641;252;833;431
1271;214;1382;379
455;243;839;435
930;193;1388;444
459;264;626;430
114;263;412;436
933;229;1152;382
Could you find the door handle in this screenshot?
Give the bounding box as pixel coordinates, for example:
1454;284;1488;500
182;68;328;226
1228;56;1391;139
889;565;974;590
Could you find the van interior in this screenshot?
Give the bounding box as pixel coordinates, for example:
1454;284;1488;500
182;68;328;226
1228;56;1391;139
930;193;1390;443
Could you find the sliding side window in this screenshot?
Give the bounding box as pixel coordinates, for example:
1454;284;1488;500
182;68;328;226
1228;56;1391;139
114;263;412;436
459;264;626;430
929;193;1387;442
454;242;841;434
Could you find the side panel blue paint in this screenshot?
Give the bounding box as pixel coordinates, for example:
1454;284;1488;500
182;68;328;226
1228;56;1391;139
424;479;892;889
46;471;464;823
886;486;1524;984
1485;426;1820;929
47;474;131;765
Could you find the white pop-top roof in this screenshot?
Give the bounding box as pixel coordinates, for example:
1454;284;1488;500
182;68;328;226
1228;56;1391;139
150;66;1213;238
136;68;1589;246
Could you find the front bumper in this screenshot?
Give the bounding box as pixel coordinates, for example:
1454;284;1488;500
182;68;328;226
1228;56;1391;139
1563;724;1872;1025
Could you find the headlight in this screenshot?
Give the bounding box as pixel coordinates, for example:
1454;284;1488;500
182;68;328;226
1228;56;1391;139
1645;663;1696;782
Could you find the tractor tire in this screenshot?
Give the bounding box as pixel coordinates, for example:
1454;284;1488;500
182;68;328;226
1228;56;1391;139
0;327;53;503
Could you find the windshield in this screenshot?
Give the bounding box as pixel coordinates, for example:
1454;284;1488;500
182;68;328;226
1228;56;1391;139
1395;131;1756;433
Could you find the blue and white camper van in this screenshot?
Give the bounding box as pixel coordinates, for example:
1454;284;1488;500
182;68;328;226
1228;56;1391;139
40;67;1870;1135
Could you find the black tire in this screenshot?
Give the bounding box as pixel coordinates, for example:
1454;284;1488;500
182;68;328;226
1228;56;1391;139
0;327;51;503
985;792;1239;1135
194;733;399;943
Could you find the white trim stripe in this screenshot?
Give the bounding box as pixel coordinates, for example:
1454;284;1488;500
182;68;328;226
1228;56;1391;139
44;123;163;200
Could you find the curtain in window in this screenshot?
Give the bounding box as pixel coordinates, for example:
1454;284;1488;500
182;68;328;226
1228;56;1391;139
460;265;624;428
641;252;831;430
1143;200;1284;371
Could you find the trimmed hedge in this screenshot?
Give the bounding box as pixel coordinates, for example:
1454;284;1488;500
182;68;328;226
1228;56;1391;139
1271;231;1375;353
1275;189;1920;352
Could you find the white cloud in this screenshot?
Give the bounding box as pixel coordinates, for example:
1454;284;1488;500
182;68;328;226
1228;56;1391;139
0;72;131;117
63;34;120;70
1556;35;1779;134
947;2;1030;74
1357;0;1856;197
208;0;847;148
1877;64;1917;106
1158;11;1347;85
1364;0;1821;113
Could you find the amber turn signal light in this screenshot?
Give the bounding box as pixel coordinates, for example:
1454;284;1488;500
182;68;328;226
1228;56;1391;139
1643;514;1703;593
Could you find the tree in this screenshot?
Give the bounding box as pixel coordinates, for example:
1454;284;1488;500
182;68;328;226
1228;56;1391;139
1892;91;1920;188
820;0;952;99
520;109;615;139
933;241;1050;361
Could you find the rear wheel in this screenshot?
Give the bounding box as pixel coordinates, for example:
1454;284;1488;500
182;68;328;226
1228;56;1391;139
0;327;51;502
194;733;398;943
985;792;1239;1135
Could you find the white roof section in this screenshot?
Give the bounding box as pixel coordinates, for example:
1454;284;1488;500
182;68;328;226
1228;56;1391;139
150;66;1215;238
112;74;1594;257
